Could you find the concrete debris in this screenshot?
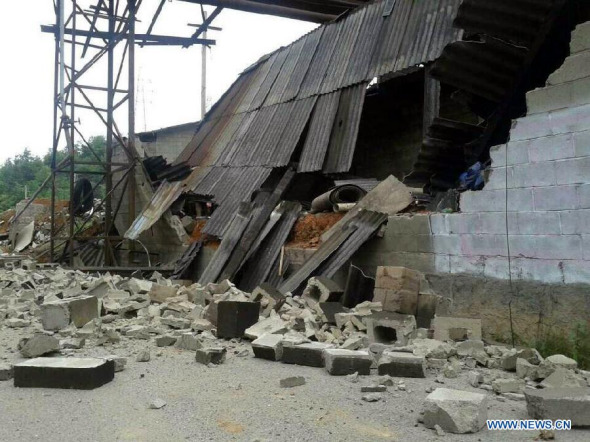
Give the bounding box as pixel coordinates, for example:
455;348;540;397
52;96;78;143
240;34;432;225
378;352;426;378
244;315;287;340
302;277;343;306
14;357;114;390
175;333;200;351
149;398;167;409
361;393;382;402
104;355;127;372
373;266;421;315
468;371;483;387
525;388;590;427
323;349;372;375
196;347;226;365
216;301;259;339
545;354;577;369
491;378;525;394
136;349;151;362
156;335;177;347
251;284;286;317
434;424;445;436
280;376;306;388
0;363;14;381
539;367;586;389
431;317;482;342
282;342;333;368
423;388;488;434
361;385;387;392
19;334;60;358
252;334;284;361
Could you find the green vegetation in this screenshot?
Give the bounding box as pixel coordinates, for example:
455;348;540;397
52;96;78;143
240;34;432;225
0;136;106;212
534;322;590;370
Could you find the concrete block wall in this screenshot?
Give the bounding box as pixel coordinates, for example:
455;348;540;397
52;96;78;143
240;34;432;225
354;22;590;286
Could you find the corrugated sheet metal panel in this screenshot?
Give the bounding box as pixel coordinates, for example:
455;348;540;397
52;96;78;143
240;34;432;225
215;111;257;166
323;83;368;173
279;218;358;294
198;202;254;285
297;21;343;99
341;0;387;87
239;201;302;292
248;47;290;111
249;100;297;166
280;27;324;102
454;0;555;46
317;210;388;278
298;90;341;173
264;37;306;107
124;167;209;240
333;178;379;192
202;166;273;237
230;106;279;166
235;53;277;114
319;7;367;94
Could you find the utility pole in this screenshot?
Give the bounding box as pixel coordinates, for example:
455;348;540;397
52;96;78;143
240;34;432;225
201;11;207;119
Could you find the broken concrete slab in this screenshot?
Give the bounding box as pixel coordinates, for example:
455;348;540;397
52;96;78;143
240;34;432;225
323;349;372;376
318;302;348;324
251;284;286;316
244;315;287;340
160;316;191;329
525;388;590;426
423;388;488;434
468;371;483;387
492;378;525;394
280;376;306;388
252;334;284;361
41;295;100;330
149;398;167;409
136;349;151;362
18;334;60;358
281;342;333;368
540;367;586;389
378;352;426;378
412;338;457;359
175;333;200;351
0;363;14;381
302;277;343;306
361;385;387;393
14;357;114;390
195;347;226;365
156;335;177;347
216;301;260;339
149;285;178;304
60;338;86;350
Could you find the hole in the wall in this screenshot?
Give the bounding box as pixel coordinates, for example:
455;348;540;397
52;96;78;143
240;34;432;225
373;325;397;344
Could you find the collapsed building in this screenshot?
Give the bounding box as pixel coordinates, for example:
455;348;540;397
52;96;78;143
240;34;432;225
109;0;590;345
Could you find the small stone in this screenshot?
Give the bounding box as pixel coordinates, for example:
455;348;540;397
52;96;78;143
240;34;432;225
136;349;151;362
443;361;460;379
468;371;483;388
156;335;177;347
0;364;14;381
545;354;577;369
175;333;200;351
104;355;127;372
362;393;382;402
149;398;167;409
378;352;426;378
376;375;395;386
538;430;555;440
323;349;372;376
60;338;85;350
346;372;359;383
492;378;525;394
361;385;387;393
280;376;306;388
434;424;445;436
196;347;226;365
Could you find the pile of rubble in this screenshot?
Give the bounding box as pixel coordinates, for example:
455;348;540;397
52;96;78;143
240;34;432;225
1;259;589;434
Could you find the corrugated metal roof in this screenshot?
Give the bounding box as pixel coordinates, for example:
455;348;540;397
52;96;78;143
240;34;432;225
279;209;387;294
129;0;464;240
323;83;368;173
239;201;302;292
298;90;341;173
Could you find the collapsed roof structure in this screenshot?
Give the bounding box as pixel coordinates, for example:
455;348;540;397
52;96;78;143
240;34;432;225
118;0;588;289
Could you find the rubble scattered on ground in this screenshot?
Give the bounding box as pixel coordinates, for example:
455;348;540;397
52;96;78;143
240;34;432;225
1;260;588;433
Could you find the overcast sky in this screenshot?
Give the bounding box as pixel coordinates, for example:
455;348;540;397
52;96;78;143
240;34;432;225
0;1;316;163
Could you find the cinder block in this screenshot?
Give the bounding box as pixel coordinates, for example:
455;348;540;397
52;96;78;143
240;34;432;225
574;130;590;157
555;157;590;185
216;301;260;339
449;255;485;276
323;349;372;375
446;214;478;234
386;215;431;235
526;82;575;115
364;312;416;345
461;234;508;257
281;342;333;368
528;133;575;163
432;235;462;255
432;317;482;341
549;103;590;136
511;258;564;284
483;257;510;279
252;334;283;361
41;295;100;330
510;113;553;141
509;162;557;188
533;186;579;211
429;214;448;235
489;142;529;167
531;235;584;260
195;347;226;365
515;211;561;235
548;50;590;85
579;184;590;209
562;260;590;284
378;352;426;378
571;22;590;54
461;189;533;213
14;357;114;390
560;210;590;234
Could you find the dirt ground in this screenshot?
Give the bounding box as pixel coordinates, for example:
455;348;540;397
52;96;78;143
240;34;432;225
1;326;589;442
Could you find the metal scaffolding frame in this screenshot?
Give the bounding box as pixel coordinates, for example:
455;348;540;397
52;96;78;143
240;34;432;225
19;0;220;268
